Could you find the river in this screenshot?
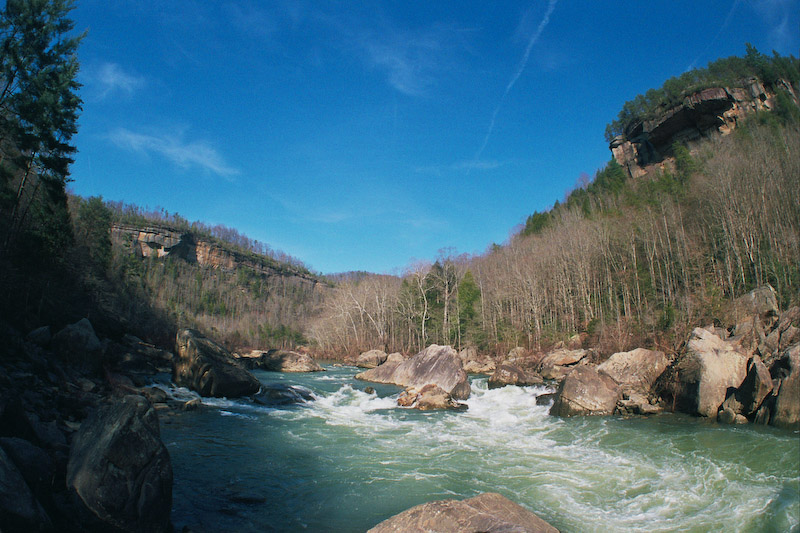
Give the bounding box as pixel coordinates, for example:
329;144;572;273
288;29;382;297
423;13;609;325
157;365;800;532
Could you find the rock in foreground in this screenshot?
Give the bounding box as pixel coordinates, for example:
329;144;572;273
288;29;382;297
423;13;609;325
66;395;172;533
368;492;558;532
356;344;471;400
174;329;261;397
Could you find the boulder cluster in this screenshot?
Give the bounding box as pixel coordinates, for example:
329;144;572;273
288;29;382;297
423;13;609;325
0;319;325;531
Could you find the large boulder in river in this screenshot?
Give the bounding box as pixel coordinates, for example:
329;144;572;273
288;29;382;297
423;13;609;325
771;344;800;430
356;349;388;369
550;366;621;417
675;328;749;417
488;364;543;389
259;349;324;372
356;344;471;400
597;348;669;396
368;492;558;533
174;329;261;397
67;395;172;533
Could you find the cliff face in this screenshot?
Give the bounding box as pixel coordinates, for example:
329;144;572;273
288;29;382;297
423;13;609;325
110;224;318;284
610;77;797;178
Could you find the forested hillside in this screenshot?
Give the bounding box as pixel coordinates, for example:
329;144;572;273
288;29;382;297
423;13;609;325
311;51;800;359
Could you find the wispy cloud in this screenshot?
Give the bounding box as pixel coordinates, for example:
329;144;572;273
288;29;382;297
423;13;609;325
687;0;741;70
751;0;798;51
416;159;507;175
89;63;146;100
362;34;441;96
109;127;239;178
471;0;557;167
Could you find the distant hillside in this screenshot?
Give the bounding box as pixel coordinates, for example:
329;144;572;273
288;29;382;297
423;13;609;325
67;197;328;349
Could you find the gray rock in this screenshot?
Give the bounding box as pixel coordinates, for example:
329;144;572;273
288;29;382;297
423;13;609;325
356;344;471;400
550;366;621;417
386;352;405;364
731;284;779;327
67;395;172;533
356;349;388;369
173;329;261;397
397;384;467;411
539;348;586;368
258;350;324;372
488;364;543;389
675;328;749;417
598;348;669;396
368;492;558;532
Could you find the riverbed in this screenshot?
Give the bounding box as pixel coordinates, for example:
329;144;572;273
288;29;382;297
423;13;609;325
158;365;800;532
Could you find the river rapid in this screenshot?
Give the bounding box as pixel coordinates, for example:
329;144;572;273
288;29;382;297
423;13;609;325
157;365;800;532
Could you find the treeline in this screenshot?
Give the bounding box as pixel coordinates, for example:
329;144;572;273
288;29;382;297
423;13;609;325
311;117;800;358
605;45;800;141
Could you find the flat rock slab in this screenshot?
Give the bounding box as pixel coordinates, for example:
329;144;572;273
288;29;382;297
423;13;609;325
368;492;558;533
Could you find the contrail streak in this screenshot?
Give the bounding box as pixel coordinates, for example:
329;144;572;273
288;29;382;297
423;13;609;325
472;0;557;169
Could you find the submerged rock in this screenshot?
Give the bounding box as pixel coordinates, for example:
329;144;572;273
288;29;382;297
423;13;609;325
368;492;558;532
67;395;172;533
356;344;471;400
173;329;261;398
397;384;467;411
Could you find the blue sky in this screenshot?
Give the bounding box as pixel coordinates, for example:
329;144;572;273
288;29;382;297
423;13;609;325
69;0;800;274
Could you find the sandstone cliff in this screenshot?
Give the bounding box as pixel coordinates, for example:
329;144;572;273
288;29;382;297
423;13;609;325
610;77;797;178
111;223;319;284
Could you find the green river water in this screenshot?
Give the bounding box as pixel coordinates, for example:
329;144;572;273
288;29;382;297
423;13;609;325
158;365;800;532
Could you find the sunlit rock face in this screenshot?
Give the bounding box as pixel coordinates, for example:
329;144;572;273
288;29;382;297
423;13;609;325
610;78;798;178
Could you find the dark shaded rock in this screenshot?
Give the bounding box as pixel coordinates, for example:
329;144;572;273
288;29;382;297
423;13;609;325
253;384;314;406
597;348;668;396
770;344;800;430
364;386;376;395
356;344;471;400
737;355;773;416
26;326;51;348
368;492;558;533
550;366;621;417
141;386;168;404
0;446;51;531
616;392;663;416
356;349;388;369
52;318;103;373
674;328;748;417
67;395;172;533
488;364;543;389
173;329;261;398
0;437;53;504
536;393;557;406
